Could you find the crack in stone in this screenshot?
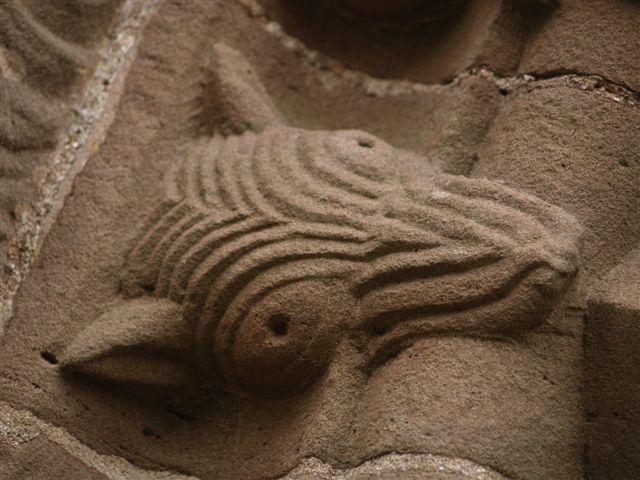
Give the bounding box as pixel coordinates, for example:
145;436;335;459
238;0;640;106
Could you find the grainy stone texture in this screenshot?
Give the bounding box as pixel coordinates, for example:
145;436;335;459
0;0;159;329
0;402;199;480
584;249;640;480
0;1;638;480
0;0;123;272
281;453;509;479
519;0;640;92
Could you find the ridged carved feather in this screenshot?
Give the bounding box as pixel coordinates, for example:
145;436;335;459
119;127;581;386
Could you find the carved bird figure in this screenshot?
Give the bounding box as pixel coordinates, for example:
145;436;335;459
61;44;582;399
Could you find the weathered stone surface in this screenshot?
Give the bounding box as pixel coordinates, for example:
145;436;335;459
0;402;199;480
255;0;555;83
585;249;640;480
519;0;640;92
474;78;640;278
0;0;158;332
0;0;123;269
0;1;639;479
281;453;508;479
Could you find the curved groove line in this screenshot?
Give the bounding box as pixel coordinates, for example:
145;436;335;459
361;259;548;331
388;197;518;249
198;140;230;211
154;212;246;296
372;215;449;247
354;247;504;296
201;235;371;320
209;135;238;211
276;130;379;220
366;266;561;367
227;132;258;212
291;134;382;212
362;258;531;323
302;136;385;200
124;202;191;277
437;175;577;232
146;210;207;279
166;217;279;303
425;179;551;242
323;134;392;183
185;224;370;327
181;223;296;317
281;131;366;210
197;239;374;363
252;130;369;227
254;130;324;221
317;132;395;194
237;130;284;219
216;132;257;214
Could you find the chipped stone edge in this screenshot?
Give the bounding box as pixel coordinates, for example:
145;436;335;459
277;453;510;479
0;0;162;332
0;401;200;480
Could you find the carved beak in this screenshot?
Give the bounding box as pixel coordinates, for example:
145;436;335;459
60;297;196;388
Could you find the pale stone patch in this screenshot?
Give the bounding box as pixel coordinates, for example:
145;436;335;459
0;402;200;480
281;453;509;479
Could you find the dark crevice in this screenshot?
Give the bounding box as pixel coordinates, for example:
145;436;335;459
166;404;197;422
40;350;58;365
528;68;640;98
142;426;161;439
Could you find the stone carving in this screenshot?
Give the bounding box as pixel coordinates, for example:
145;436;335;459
0;0;121;99
1;1;638;479
61;44;582;400
0;0;122;267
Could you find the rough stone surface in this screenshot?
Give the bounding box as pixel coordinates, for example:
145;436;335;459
519;0;640;92
584;249;640;480
0;0;159;326
0;0;123;269
0;1;638;479
0;402;199;480
254;0;555;83
281;453;509;479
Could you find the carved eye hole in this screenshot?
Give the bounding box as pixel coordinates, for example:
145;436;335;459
268;313;290;337
357;138;374;148
215;279;355;398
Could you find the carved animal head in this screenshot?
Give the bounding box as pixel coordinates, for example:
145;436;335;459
60;44;582;400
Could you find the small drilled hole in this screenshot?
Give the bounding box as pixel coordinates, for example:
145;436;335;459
269;314;290;336
41;351;58;365
357;139;374;148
